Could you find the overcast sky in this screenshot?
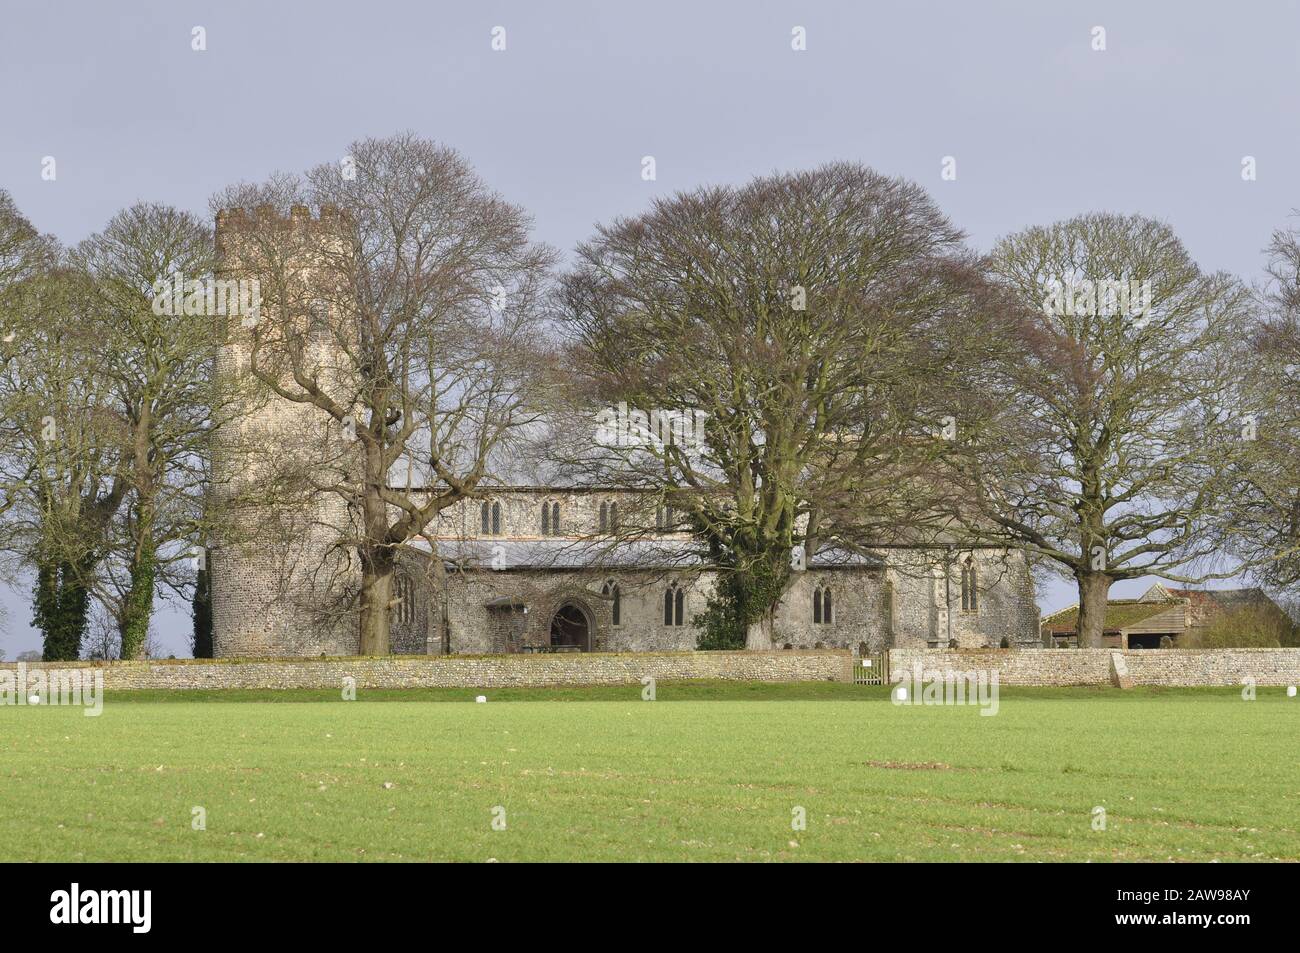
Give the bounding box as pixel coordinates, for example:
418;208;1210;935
1;0;1297;657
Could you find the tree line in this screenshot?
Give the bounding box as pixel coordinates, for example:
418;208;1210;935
1;133;1297;658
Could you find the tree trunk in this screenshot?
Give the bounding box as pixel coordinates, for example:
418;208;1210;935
741;560;795;650
192;565;213;658
745;614;774;650
35;559;93;660
120;410;158;661
60;560;93;659
118;533;157;660
33;562;62;660
1075;571;1113;648
358;544;395;656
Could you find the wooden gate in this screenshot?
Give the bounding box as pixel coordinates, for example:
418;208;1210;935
853;652;889;685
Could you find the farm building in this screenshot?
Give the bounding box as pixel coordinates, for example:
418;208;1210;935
1042;584;1291;648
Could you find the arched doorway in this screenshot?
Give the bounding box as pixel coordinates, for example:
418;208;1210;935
550;603;591;652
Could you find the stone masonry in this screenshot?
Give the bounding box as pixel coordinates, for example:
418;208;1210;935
5;648;1299;691
210;207;360;657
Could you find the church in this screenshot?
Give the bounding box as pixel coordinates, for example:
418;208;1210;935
205;206;1041;658
384;490;1042;656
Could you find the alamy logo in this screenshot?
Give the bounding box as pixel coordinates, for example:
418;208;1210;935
49;884;151;933
891;662;1000;716
151;272;261;325
594;401;708;452
1;663;102;716
1041;277;1152;320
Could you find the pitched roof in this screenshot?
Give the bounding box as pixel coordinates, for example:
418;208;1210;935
404;537;886;572
1042;599;1183;635
1162;587;1272;610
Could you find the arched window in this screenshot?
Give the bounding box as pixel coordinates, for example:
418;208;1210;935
542;500;561;536
393;573;415;625
307;299;332;341
813;585;834;624
541;501;549;535
961;556;978;612
657;505;676;531
663;582;685;626
599;502;608;534
551;501;560;535
481;500;502;536
602;579;621;627
609;501;619;533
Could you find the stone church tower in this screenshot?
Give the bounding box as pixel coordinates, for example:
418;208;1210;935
210;206;360;657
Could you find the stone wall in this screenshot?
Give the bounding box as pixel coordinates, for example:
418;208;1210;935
0;651;852;691
438;565;895;655
889;648;1300;686
441;568;710;654
1121;649;1300;686
8;648;1298;692
887;549;1040;649
433;488;670;539
773;568;893;653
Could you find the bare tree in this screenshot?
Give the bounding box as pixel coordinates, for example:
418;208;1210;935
69;203;241;658
212;133;555;654
553;163;1007;648
1228;215;1300;587
956;213;1258;647
0;242;127;660
0;190;57;297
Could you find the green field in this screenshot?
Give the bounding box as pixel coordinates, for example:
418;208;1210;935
2;683;1297;861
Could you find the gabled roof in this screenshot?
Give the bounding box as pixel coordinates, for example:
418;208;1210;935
1042;598;1183;635
1142;583;1282;612
1163;587;1273;610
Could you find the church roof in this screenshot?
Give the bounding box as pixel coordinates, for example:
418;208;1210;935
405;537;885;572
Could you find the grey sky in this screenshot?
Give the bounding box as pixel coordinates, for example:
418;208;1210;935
1;0;1297;657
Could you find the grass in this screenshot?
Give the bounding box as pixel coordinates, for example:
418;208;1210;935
2;681;1297;861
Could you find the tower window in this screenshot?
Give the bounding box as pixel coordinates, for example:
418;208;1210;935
656;505;676;531
307;300;332;341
